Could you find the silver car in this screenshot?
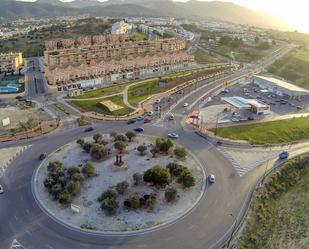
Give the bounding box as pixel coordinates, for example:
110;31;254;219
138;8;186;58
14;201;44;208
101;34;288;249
0;184;4;194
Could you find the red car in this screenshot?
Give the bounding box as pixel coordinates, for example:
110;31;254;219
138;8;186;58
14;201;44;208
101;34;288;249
144;118;151;124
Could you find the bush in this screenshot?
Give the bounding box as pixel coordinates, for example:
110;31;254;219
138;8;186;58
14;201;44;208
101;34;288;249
67;167;80;179
101;197;118;215
155;138;174;153
114;141;127;153
145;194;156;210
116;181;129;194
99;139;109;146
125;131;136;142
93;133;102;143
90;144;108;160
131;197;141;209
166;163;187;177
165;187;177;202
143;165;171;187
77;138;84;146
82;142;93;153
174;147;187;159
98;188;118;202
71;172;85;182
59;191;72;205
133;172;143;185
82;162;95;178
51;183;63;200
47;161;62;174
110;130;118;139
177;170;195;188
137;145;147;155
67;180;81;196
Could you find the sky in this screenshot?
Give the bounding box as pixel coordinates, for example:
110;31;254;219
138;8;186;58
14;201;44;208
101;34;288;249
19;0;309;34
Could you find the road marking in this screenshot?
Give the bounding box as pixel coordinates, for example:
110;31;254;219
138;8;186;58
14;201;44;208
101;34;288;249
10;239;26;249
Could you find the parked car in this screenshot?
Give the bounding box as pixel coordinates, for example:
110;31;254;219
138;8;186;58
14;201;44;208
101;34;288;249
231;118;240;122
167;133;179;139
146;111;154;116
136;115;144;121
183;103;189;107
144;118;151;124
84;127;94;132
168;114;174;120
39;153;47;160
134;127;144;132
297;106;303;110
155;99;160;104
127;119;136;125
208;174;215;183
279;151;289;160
247;117;254;121
0;184;4;194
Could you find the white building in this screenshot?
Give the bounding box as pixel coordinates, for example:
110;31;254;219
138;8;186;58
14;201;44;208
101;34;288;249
252;75;309;98
111;21;132;35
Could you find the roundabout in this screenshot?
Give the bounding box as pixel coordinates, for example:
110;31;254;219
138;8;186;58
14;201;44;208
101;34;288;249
32;134;206;235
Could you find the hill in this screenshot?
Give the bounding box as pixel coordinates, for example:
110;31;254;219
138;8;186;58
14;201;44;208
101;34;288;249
1;0;291;31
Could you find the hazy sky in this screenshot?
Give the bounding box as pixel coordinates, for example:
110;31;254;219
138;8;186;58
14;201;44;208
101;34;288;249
19;0;309;33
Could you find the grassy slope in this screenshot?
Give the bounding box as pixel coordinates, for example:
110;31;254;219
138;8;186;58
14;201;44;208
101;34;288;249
70;95;133;116
212;117;309;144
194;49;222;64
268;48;309;89
239;155;309;249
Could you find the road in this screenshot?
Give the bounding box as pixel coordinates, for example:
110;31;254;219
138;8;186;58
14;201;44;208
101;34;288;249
0;43;295;249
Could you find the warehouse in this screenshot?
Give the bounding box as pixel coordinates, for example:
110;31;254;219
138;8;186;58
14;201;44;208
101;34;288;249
252;75;309;98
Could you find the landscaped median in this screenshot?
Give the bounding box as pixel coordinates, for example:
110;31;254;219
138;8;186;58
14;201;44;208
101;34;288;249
70;95;134;116
211;116;309;145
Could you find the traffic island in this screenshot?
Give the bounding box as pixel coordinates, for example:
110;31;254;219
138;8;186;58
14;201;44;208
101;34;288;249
33;133;205;234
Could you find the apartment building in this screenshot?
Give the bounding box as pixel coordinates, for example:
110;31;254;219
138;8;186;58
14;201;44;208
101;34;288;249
0;52;23;72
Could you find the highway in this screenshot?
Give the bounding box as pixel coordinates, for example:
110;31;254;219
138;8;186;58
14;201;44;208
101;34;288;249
0;43;295;249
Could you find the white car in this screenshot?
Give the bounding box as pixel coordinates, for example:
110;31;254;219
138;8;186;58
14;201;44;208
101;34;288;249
208;174;215;183
168;114;174;120
155;99;160;104
0;184;4;194
146;111;154;116
183;103;189;107
231;118;240;122
168;133;179;139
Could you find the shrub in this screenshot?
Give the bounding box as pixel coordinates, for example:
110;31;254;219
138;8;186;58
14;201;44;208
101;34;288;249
166;163;187;177
177;170;195;188
82;162;95;178
71;172;85;182
143;165;171;187
98;188;118;202
67;167;80;179
125;131;136;142
131;197;141;209
145;194;156;210
47;161;62;174
150;147;159;157
110;130;118;139
93;133;103;143
133;172;143;185
155;138;174;153
114;141;126;153
77;138;84;146
99;139;109;146
44;176;56;190
51;183;63;200
165;187;177;202
174;147;187;159
82;142;93;153
67;180;81;196
101;197;118;215
116;181;129;194
90;144;108;160
137;145;147;155
59;191;72;205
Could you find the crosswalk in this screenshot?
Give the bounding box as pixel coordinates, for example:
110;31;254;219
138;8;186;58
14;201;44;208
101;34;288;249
217;146;279;177
10;239;26;249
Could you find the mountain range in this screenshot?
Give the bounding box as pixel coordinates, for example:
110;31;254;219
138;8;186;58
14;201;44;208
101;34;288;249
0;0;292;31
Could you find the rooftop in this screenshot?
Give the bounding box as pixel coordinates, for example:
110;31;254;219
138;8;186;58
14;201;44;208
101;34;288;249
254;75;309;93
222;96;269;109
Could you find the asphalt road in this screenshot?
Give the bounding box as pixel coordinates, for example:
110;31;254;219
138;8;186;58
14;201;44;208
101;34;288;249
0;43;295;249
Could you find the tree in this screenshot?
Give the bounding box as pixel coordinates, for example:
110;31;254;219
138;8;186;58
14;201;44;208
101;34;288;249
137;145;147;155
51;183;63;200
125;131;136;142
143;165;171;187
98;188;118;202
166;163;186;177
93;133;103;143
174;147;187;159
82;162;95;178
59;191;72;205
99;139;109;146
114;141;126;154
150;147;159;158
165;187;177;202
116;181;129;194
71;172;85;182
145;194;156;210
44;176;55;190
90;144;108;160
155;138;174;153
101;197;118;215
110;130;118;140
67;180;81;196
67;167;80;179
177;170;195;188
133;172;143;185
255;36;260;44
131;197;141;209
115;134;127;142
47;161;62;174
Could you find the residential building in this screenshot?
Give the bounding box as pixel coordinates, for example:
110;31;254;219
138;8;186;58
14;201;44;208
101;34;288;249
111;21;132;35
0;52;23;72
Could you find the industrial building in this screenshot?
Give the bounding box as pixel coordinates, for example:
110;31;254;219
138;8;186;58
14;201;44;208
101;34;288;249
252;75;309;98
222;96;270;115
